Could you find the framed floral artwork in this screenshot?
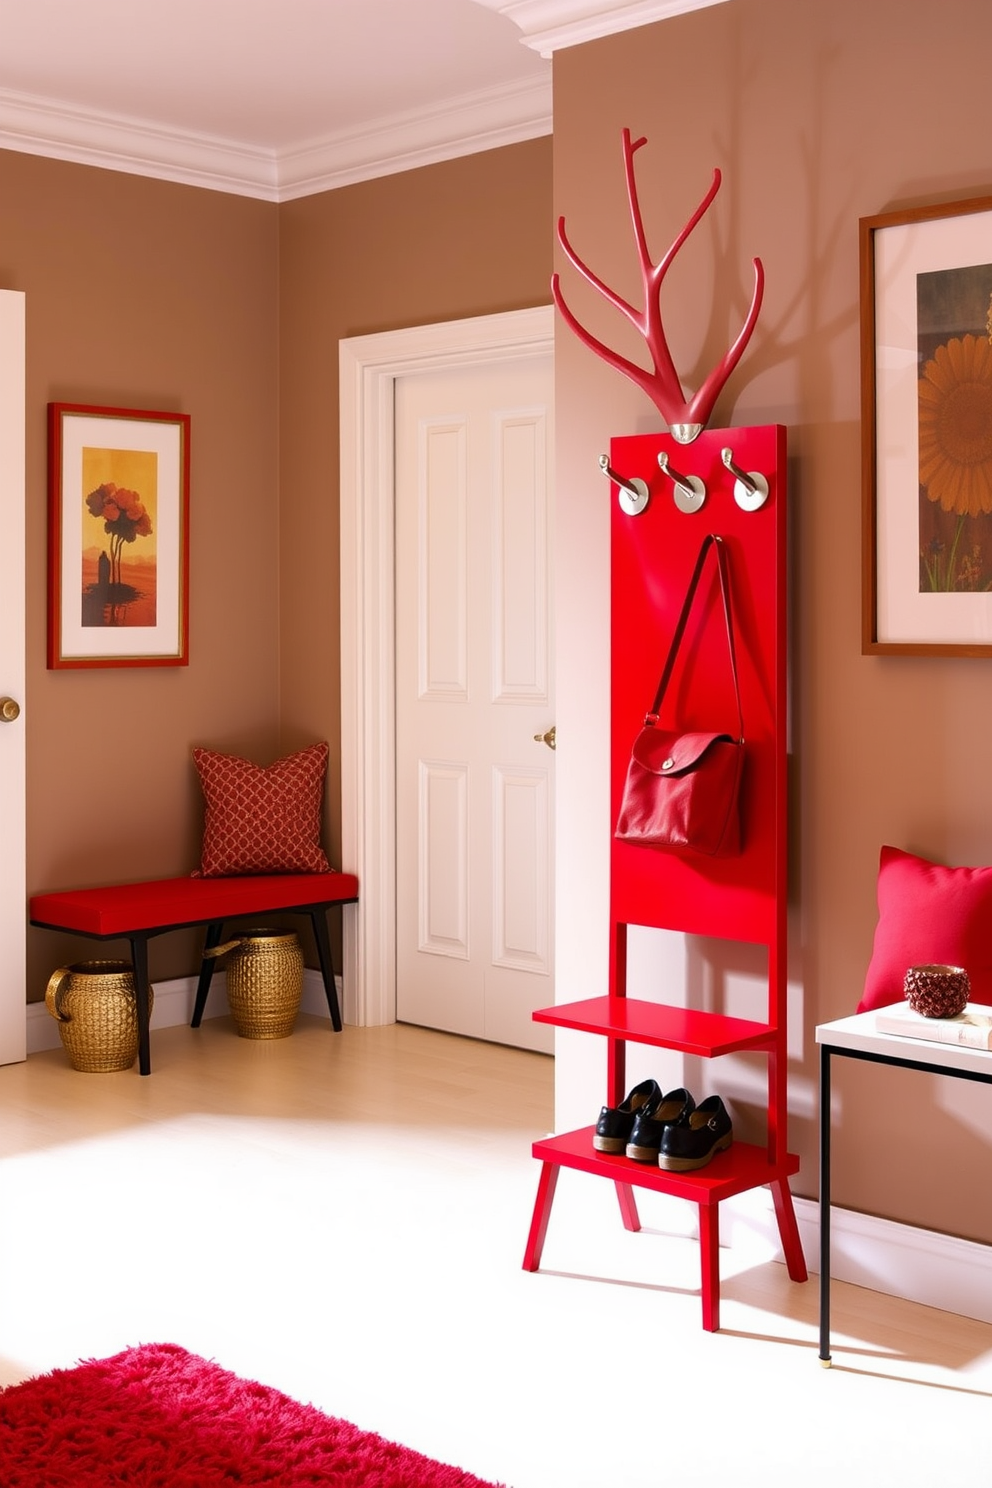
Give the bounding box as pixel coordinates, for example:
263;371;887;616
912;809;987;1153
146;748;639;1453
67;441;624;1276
48;403;191;669
861;195;992;655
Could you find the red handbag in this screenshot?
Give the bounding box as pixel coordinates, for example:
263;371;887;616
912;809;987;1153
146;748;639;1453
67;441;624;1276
615;534;744;857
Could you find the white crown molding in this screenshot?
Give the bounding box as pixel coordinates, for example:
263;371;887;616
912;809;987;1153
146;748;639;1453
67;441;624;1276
277;75;552;202
471;0;731;56
0;87;284;199
0;0;721;197
0;73;551;202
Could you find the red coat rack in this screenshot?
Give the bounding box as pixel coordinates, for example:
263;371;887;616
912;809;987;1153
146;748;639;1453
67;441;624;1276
523;424;807;1332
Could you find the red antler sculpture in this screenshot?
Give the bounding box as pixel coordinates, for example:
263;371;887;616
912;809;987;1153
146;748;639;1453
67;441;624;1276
552;129;764;443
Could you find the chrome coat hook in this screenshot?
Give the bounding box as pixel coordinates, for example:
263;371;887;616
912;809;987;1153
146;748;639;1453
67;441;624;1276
721;447;769;511
657;450;706;513
599;454;649;516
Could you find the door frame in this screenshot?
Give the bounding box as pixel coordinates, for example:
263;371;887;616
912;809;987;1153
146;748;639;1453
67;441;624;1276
0;290;26;1064
339;305;554;1025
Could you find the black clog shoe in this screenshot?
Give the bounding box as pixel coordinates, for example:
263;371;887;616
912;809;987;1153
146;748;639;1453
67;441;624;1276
657;1094;733;1172
594;1078;662;1153
624;1087;695;1162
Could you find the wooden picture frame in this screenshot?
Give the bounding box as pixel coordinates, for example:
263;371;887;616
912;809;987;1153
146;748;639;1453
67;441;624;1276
48;403;190;669
861;194;992;655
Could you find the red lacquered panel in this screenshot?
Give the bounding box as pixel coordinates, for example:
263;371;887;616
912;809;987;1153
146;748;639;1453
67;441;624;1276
609;426;787;949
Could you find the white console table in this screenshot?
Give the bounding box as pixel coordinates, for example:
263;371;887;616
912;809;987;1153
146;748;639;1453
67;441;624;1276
816;1008;992;1364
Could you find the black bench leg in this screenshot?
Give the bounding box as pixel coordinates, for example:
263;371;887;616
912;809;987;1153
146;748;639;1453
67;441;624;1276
128;935;152;1076
309;908;343;1031
192;920;226;1027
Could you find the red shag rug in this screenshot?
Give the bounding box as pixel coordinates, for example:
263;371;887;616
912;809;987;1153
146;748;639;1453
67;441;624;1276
0;1343;504;1487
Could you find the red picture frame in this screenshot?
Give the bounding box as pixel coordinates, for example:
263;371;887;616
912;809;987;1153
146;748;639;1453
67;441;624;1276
48;402;190;669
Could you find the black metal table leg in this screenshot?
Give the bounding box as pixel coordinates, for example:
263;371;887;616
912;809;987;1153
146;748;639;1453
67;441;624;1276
814;1036;992;1367
819;1041;832;1365
309;906;343;1030
128;935;152;1076
192;920;226;1026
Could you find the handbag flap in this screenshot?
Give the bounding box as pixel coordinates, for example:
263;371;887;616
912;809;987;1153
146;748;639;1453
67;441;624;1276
631;726;736;777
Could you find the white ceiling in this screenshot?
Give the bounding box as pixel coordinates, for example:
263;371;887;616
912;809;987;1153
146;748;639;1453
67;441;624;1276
0;0;728;200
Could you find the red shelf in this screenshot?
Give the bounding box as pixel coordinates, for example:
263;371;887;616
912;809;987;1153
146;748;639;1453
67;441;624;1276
533;1125;800;1206
534;996;775;1057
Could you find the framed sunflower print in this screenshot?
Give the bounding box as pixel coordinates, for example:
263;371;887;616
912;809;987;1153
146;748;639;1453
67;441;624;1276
861;195;992;655
48;403;190;668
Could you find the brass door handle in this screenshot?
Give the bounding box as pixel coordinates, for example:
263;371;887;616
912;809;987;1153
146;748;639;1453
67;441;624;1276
533;725;556;751
0;697;20;723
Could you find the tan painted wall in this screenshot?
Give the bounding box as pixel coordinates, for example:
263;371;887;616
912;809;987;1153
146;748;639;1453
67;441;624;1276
3;138;552;996
552;0;992;1243
0;149;282;991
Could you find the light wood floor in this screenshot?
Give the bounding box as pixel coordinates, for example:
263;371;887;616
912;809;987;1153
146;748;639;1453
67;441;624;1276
0;1015;990;1487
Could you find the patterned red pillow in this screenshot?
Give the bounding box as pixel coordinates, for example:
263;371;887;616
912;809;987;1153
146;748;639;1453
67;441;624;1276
192;743;331;877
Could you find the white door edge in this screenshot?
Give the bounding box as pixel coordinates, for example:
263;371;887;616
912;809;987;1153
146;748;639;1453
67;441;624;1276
0;290;26;1063
339;306;554;1026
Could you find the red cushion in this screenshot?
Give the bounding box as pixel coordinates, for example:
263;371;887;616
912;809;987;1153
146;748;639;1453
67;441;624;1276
30;872;359;938
858;845;992;1012
192;743;331;877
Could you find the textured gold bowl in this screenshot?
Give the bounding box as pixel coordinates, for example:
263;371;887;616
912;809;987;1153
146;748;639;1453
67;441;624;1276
903;963;970;1019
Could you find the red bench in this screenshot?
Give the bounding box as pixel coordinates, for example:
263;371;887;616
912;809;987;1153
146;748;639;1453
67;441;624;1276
29;871;359;1075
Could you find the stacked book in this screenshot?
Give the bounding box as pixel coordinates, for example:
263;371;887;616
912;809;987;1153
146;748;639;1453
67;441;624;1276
875;1001;992;1049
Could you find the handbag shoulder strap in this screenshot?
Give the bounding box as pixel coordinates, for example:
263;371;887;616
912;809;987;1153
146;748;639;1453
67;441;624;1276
645;533;744;743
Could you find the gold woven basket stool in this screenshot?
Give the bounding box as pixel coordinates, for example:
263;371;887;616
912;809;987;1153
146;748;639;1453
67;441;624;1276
206;929;304;1039
45;960;152;1073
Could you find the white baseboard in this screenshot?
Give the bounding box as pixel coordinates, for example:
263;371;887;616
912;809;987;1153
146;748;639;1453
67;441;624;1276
27;967;339;1054
720;1186;992;1326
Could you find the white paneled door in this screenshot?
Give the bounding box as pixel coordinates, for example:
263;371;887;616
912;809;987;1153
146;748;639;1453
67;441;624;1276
394;357;554;1053
0;291;27;1065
